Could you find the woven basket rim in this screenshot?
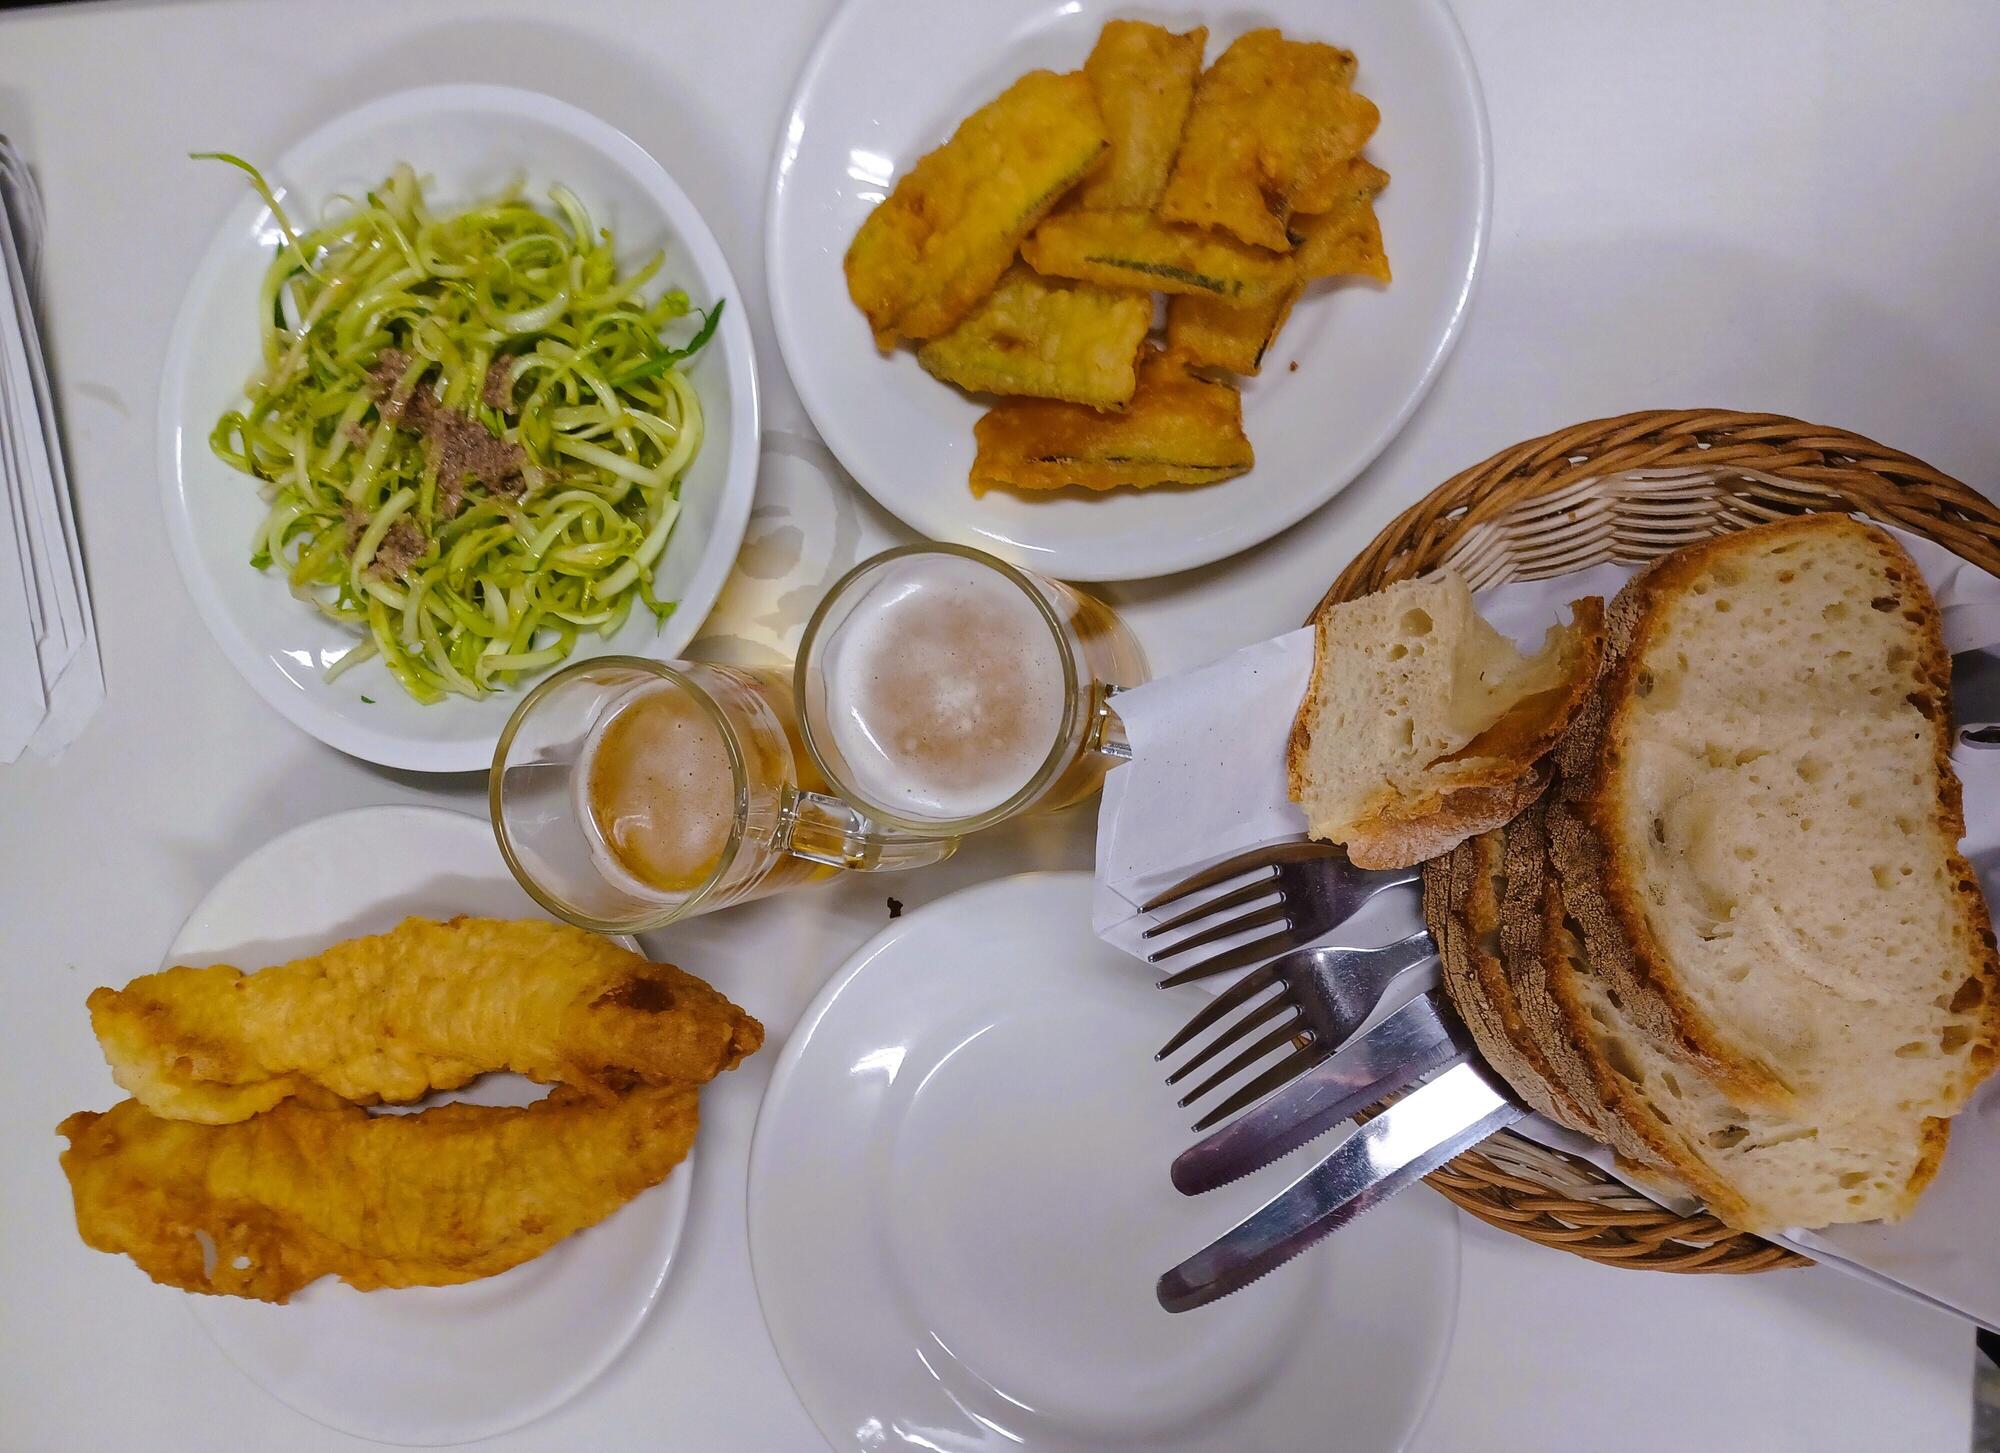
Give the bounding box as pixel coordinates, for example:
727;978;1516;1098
1319;407;2000;1274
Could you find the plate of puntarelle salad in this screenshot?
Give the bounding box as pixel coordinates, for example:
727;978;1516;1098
159;85;758;771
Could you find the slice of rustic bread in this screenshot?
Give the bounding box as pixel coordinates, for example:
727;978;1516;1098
1289;572;1604;869
1491;793;1942;1230
1555;515;2000;1124
1426;824;1600;1136
1541;854;1947;1232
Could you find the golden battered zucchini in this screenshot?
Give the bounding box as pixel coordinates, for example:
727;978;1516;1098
969;347;1254;494
844;70;1107;347
917;266;1152;408
1159;30;1377;251
1068;21;1208;212
1293;160;1391;282
1022;208;1294;304
1165;287;1302;376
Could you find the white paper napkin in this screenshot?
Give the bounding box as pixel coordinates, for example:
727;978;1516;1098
1094;522;2000;1330
0;134;102;763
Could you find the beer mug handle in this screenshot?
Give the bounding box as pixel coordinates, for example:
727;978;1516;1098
1087;684;1134;761
777;787;959;871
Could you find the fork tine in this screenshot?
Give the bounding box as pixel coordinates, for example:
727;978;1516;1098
1191;1043;1328;1132
1141;875;1277;940
1140;839;1342;913
1164;993;1292;1085
1156;964;1280;1060
1176;1018;1309;1108
1146;902;1288;963
1156;931;1296;989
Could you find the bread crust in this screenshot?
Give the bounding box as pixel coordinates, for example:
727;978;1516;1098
1557;514;2000;1113
1512;798;1761;1225
1347;770;1547;869
1426;827;1598;1133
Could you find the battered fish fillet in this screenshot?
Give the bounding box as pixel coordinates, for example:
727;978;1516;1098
89;916;763;1124
844;69;1107;347
58;1086;699;1302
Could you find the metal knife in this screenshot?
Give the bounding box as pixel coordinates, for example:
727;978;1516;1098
1171;990;1467;1196
1953;646;2000;745
1157;1058;1524;1313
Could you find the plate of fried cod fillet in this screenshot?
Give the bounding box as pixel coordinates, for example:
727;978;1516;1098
54;804;764;1445
768;0;1489;581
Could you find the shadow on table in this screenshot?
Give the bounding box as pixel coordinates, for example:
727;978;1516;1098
290;19;751;265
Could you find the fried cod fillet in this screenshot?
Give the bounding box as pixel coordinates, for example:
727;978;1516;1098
1159;30;1378;251
1022;208;1295;305
844;70;1107;347
89;916;763;1124
969;346;1252;494
917;265;1152;407
58;1086;699;1301
1067;20;1208;212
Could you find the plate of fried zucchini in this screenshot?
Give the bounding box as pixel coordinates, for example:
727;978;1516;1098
768;0;1489;581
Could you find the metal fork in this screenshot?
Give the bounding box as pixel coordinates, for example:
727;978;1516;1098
1157;923;1437;1131
1140;840;1419;988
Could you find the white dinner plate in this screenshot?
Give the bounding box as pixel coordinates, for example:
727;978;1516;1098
167;804;692;1447
160;85;760;771
768;1;1489;582
749;872;1459;1453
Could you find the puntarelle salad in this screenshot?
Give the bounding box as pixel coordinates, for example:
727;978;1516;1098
205;154;721;704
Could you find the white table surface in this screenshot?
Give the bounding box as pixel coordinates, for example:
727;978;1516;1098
0;1;1989;1449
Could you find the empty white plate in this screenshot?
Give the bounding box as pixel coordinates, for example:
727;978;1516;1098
748;871;1459;1453
767;0;1489;581
160;85;760;770
168;805;692;1446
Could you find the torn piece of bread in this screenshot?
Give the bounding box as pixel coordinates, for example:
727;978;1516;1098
1288;572;1604;868
1554;515;2000;1124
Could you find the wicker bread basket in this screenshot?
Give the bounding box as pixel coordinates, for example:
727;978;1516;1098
1317;409;2000;1273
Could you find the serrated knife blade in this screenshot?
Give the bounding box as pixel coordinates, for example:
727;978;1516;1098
1171;990;1466;1196
1156;1059;1524;1313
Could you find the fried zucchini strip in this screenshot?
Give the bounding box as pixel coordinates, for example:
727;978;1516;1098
1022;208;1294;304
1294;206;1388;283
1068;21;1208;212
1160;30;1377;251
845;70;1107;347
917;266;1151;407
1169;158;1391;372
970;347;1253;494
1165;287;1302;376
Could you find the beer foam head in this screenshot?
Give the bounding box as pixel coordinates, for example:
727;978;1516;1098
820;555;1068;822
578;681;737;899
